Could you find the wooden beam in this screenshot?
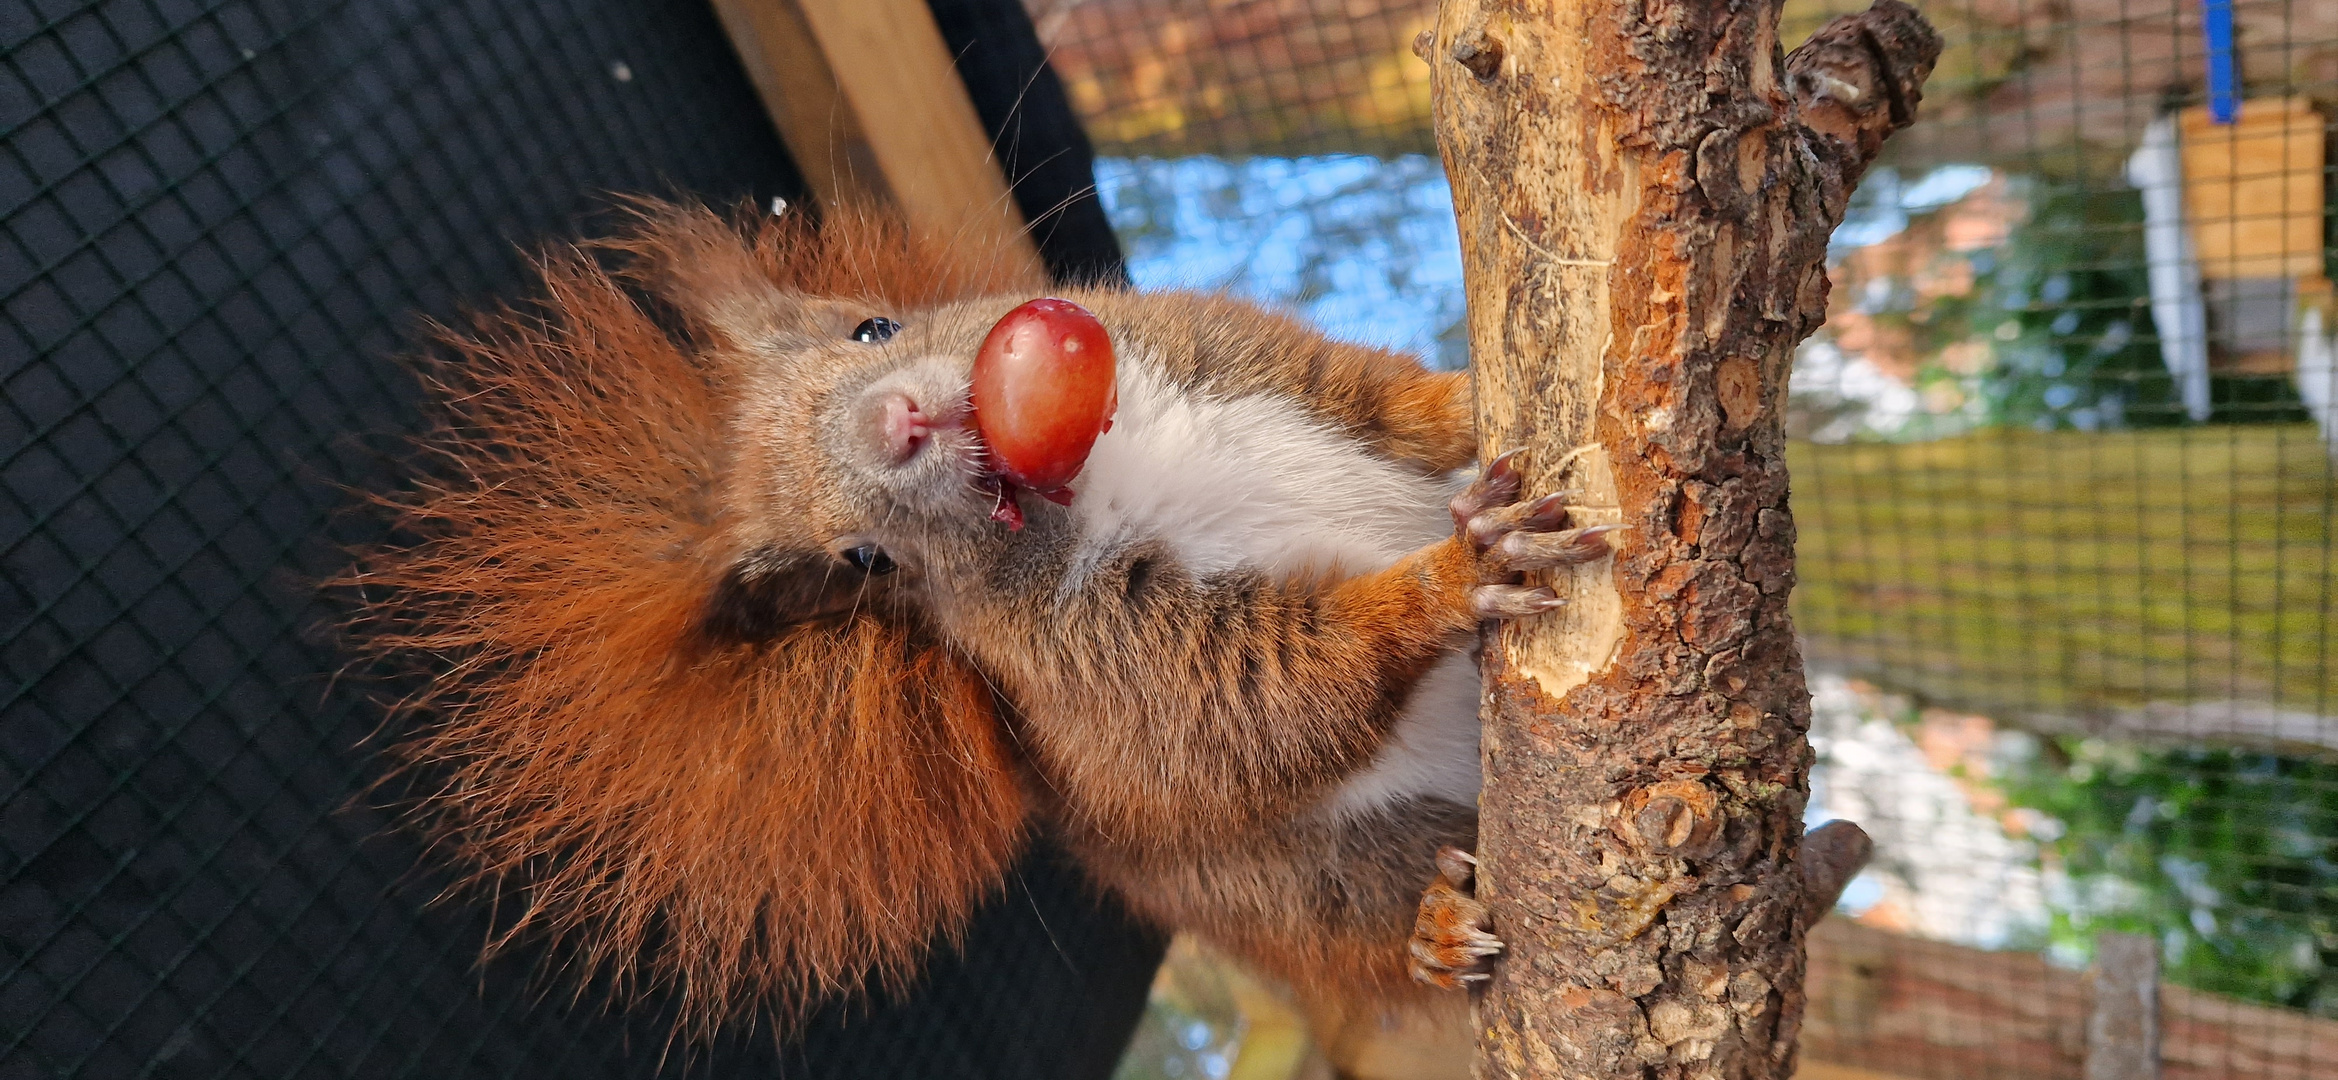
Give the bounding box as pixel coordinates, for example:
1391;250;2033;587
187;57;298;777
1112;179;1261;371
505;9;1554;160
2088;932;2162;1080
1796;1064;1925;1080
708;0;1047;283
1803;919;2338;1080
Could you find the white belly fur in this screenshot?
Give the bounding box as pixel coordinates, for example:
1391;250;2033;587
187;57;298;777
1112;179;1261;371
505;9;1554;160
1069;354;1482;816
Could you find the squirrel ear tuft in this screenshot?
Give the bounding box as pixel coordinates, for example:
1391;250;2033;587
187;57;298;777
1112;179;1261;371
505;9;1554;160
606;201;840;348
604;197;1041;349
700;545;890;644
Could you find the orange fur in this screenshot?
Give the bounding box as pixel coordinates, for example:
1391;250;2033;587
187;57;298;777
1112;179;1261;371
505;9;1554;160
343;202;1559;1053
342;208;1028;1034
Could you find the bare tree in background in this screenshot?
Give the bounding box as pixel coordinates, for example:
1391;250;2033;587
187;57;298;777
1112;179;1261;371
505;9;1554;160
1424;1;1940;1077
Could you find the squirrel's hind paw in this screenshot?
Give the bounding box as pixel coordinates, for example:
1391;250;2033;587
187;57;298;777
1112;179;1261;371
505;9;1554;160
1408;846;1503;989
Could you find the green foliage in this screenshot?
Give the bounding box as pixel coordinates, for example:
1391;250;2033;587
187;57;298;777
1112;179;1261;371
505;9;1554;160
1111;942;1248;1080
1964;186;2182;430
1813;175;2315;440
1112;994;1239;1080
1997;738;2338;1015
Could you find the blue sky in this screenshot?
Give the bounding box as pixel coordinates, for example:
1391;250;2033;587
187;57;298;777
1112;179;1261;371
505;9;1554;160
1096;155;1996;374
1096;155;1469;368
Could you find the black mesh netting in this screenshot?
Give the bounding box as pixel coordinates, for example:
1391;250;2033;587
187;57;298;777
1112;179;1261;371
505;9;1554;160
1;0;1162;1075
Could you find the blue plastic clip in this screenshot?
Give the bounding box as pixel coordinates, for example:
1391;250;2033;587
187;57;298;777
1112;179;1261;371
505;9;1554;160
2202;0;2238;124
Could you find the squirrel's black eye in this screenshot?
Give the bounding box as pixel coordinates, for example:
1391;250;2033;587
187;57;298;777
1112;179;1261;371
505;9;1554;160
850;317;902;343
841;544;896;575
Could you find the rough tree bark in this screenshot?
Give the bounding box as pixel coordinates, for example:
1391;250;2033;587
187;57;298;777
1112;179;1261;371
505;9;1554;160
1425;1;1940;1078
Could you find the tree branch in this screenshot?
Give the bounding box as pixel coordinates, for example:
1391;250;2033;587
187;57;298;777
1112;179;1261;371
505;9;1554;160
1428;1;1938;1076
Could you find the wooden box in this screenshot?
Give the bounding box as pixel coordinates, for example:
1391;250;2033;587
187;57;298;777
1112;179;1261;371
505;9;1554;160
2181;98;2327;281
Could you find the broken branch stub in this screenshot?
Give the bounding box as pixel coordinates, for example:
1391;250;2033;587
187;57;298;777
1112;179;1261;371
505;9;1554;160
1427;1;1938;1078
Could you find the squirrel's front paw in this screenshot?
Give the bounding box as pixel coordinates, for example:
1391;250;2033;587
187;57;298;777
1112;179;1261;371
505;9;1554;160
1409;847;1503;989
1449;449;1623;620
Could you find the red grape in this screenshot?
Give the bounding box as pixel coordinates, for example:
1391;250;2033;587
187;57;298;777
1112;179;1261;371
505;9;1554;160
970;298;1118;499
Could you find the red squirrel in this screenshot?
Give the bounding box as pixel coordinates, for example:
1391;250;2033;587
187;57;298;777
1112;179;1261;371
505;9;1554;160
344;201;1619;1039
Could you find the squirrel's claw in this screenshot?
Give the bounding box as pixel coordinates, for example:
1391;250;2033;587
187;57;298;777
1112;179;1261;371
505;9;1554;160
1490;523;1626;572
1472;584;1565;620
1410;845;1504;989
1462;490;1580;551
1450;450;1526;538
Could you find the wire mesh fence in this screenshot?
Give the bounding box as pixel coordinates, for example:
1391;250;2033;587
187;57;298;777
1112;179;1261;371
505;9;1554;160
2;0;1161;1076
1031;0;2338;1077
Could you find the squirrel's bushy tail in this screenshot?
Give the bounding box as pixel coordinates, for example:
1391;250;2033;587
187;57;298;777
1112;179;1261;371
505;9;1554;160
341;203;1030;1033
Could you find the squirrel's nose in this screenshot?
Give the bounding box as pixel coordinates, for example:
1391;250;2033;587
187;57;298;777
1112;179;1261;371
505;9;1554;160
878;390;932;464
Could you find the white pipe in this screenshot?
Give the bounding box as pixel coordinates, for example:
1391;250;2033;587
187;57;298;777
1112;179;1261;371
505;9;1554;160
2125;115;2213;423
